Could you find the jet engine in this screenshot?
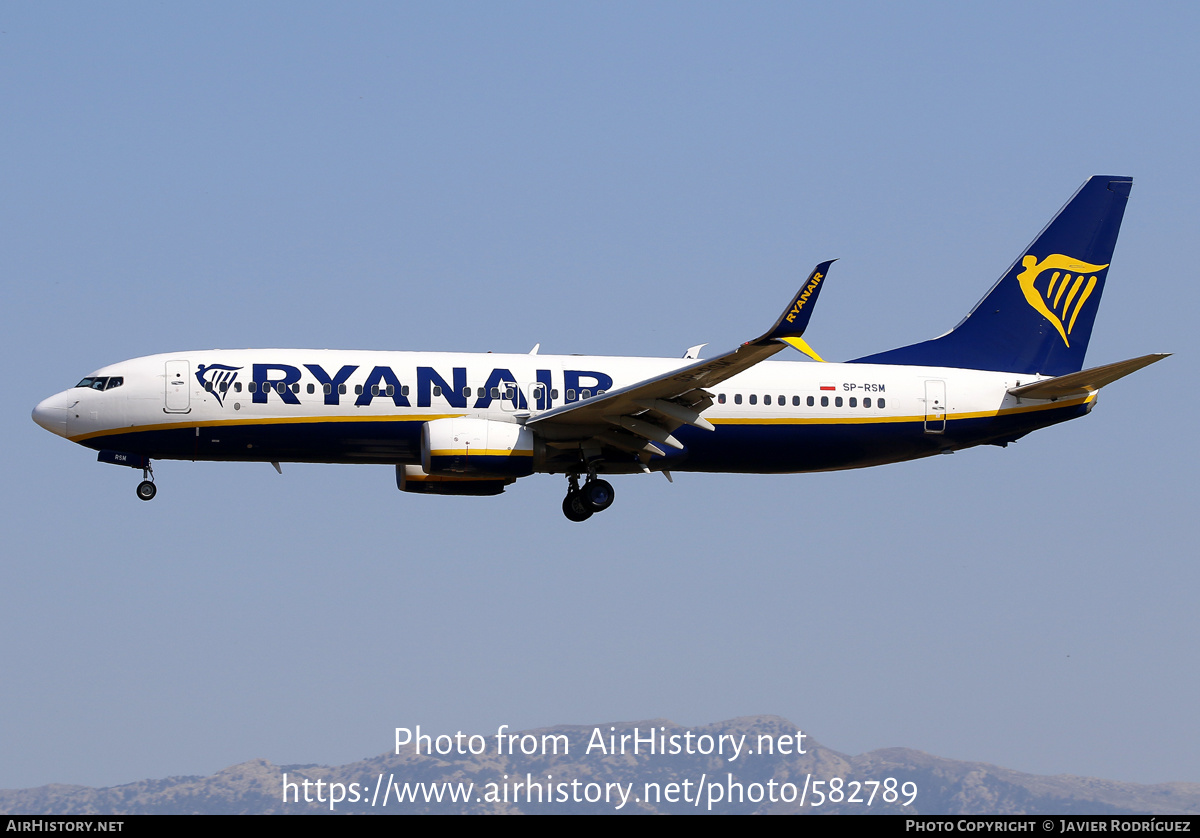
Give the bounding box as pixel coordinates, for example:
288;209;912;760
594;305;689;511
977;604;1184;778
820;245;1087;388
421;417;536;479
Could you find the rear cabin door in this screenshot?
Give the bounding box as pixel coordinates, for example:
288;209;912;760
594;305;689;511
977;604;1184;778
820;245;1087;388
924;379;946;434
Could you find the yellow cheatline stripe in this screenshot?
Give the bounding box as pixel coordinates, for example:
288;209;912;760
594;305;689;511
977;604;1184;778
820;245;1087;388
429;449;533;457
709;394;1094;426
69;413;463;443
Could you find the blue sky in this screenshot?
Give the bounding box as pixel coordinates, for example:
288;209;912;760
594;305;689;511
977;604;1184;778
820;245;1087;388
3;3;1197;792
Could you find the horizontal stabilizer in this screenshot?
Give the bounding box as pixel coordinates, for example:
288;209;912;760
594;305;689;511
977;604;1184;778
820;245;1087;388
1008;353;1169;400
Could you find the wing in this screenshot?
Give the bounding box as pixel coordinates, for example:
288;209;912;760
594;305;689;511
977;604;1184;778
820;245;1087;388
527;261;835;459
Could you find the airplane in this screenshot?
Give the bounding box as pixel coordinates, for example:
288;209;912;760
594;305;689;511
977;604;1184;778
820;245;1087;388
32;175;1167;521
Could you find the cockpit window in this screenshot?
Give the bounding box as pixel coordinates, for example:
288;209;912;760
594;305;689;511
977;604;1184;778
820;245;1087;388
74;376;123;391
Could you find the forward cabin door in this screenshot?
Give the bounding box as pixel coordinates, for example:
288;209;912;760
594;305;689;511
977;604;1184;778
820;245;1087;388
164;360;191;413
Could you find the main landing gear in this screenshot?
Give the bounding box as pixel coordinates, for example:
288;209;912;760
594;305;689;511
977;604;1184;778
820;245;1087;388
136;462;156;501
562;473;615;522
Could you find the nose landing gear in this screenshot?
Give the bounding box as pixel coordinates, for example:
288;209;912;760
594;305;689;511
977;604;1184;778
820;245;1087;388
562;473;615;522
97;450;158;501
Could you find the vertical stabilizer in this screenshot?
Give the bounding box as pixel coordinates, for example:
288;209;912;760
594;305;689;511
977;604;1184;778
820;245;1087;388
851;176;1132;376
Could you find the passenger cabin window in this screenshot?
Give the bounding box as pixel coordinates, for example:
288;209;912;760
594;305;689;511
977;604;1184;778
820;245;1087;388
849;397;857;408
807;396;814;406
432;385;442;397
764;395;771;405
749;394;757;405
835;396;843;407
734;394;742;405
307;383;315;394
820;396;828;407
718;393;726;404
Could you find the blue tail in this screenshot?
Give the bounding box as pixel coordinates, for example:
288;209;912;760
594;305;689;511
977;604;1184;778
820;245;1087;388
851;176;1132;376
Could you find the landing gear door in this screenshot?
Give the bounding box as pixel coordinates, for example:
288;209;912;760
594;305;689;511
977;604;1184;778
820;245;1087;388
924;379;946;434
164;360;191;413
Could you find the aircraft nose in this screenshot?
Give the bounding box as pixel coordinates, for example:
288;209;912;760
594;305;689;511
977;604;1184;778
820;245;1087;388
32;393;71;438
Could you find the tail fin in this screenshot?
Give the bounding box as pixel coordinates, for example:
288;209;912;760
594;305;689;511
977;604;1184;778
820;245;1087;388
851;176;1132;376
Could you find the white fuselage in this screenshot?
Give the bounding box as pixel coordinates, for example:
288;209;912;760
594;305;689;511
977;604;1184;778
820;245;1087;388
32;349;1089;475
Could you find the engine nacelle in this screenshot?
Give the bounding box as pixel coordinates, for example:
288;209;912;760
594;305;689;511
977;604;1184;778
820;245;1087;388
421;417;535;479
396;465;513;496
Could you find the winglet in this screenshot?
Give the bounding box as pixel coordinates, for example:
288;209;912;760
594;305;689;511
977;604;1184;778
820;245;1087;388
756;260;835;360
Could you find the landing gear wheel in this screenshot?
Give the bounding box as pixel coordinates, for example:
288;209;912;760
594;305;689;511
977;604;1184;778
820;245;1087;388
562;492;592;522
582;479;615;512
136;480;157;501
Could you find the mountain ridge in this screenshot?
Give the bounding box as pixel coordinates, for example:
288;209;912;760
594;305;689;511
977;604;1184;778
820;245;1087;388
3;715;1196;815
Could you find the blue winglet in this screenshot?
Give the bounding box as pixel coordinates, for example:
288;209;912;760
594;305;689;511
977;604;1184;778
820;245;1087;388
760;260;836;342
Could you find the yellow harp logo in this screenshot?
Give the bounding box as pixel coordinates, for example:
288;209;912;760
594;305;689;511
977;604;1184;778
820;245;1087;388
1016;254;1108;347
